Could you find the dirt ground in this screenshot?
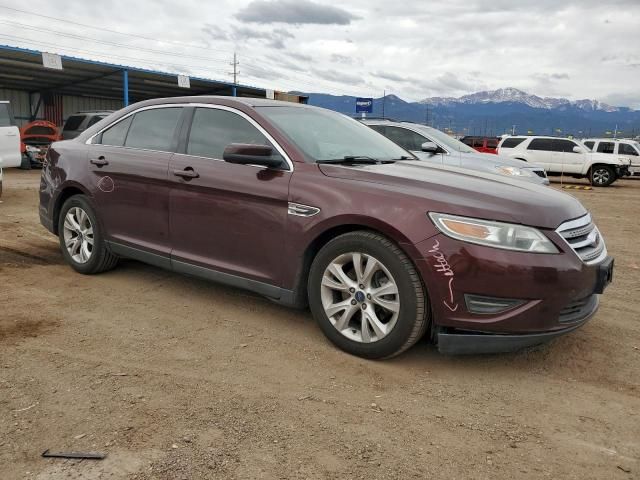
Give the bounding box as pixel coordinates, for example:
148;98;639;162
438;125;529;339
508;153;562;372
0;169;638;480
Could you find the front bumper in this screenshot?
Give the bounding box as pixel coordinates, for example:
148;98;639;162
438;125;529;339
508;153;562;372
437;295;598;354
629;165;640;176
412;232;612;352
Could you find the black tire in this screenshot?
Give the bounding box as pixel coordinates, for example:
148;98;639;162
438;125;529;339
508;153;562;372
308;231;429;359
590;165;615;187
58;195;119;274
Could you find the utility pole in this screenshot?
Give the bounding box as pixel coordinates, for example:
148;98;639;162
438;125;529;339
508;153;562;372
229;52;239;97
613;124;618;139
511;124;516;136
382;90;386;119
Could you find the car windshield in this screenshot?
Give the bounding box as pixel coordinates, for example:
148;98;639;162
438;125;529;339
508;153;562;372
256;106;412;162
414;125;476;153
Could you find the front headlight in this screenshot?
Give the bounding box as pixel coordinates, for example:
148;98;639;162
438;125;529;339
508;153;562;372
494;166;531;177
428;213;558;253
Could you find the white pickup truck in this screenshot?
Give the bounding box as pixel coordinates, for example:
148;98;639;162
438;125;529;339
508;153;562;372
0;101;22;196
583;138;640;177
497;135;631;187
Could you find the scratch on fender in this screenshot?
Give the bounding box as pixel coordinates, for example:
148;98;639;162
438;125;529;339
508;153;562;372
429;240;459;312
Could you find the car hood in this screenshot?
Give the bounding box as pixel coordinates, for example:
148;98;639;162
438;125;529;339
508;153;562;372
318;161;587;229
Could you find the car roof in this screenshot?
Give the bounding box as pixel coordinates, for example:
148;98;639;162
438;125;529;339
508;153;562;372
127;95;309;109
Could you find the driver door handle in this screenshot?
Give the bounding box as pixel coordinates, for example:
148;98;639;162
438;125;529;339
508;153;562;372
173;168;199;179
90;156;109;167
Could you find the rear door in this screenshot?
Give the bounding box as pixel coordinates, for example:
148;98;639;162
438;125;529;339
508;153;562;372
169;105;291;287
87;106;184;259
524;138;554;169
0;102;21;168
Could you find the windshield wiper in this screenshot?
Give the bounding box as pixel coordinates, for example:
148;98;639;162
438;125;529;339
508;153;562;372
317;155;402;165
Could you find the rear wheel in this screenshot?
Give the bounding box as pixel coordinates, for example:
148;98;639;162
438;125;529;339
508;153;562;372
308;231;429;359
58;195;118;274
590;165;615;187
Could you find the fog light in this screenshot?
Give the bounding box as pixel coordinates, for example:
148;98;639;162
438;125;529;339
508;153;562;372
464;294;525;314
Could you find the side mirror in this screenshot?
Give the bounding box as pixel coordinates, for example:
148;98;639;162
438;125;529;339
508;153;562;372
572;146;583;154
421;141;438;153
223;143;282;168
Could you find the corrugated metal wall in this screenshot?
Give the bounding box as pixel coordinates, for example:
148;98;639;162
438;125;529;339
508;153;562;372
0;88;122;127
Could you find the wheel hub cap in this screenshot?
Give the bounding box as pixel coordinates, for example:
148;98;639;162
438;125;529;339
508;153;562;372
320;252;400;344
63;207;94;264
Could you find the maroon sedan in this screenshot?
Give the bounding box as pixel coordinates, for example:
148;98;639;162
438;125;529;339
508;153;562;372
39;97;613;358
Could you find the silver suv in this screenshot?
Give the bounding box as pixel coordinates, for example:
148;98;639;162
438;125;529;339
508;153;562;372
62;111;113;140
362;119;549;185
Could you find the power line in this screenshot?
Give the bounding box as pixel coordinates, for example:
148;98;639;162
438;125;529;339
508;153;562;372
0;4;231;55
0;19;229;63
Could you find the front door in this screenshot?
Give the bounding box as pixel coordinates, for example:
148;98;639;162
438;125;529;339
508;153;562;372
551;139;583;174
87;106;184;257
169;106;291;287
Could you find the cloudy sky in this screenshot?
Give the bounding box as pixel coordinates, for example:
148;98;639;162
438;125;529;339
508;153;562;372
1;0;639;107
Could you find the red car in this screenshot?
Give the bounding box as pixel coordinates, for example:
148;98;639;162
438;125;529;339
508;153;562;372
20;120;61;166
38;97;613;358
461;136;499;154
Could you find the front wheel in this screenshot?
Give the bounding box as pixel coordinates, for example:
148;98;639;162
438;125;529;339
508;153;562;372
308;231;429;359
590;165;615;187
58;195;119;274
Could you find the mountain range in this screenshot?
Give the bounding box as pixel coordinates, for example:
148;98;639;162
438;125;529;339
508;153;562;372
302;88;639;137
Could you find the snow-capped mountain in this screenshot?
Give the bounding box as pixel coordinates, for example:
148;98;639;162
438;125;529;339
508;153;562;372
420;87;619;112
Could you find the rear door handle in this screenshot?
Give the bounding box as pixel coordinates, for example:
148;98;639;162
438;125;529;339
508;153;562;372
173;168;199;179
90;156;109;167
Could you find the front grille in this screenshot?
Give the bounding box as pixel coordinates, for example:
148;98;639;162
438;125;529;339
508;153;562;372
533;170;547;178
556;214;607;264
559;295;598;323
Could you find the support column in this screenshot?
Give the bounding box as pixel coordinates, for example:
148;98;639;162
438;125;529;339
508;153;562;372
232;85;237;97
123;69;129;106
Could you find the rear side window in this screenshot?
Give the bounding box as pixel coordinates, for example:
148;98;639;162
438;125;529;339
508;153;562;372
0;103;14;127
125;108;182;151
596;142;615;154
87;115;105;128
501;137;526;148
187;107;281;162
553;139;578;152
384;126;426;151
527;138;554;151
619;143;639;156
99;116;133;146
63;115;85;132
583;141;595;150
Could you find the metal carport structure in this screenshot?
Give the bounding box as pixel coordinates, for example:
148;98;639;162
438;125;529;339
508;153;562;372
0;45;267;126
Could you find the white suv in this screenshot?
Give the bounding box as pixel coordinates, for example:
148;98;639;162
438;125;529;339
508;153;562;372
0;101;21;196
497;136;631;187
582;138;640;177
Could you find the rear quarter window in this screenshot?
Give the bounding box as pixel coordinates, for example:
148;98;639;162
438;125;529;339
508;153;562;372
63;115;86;132
500;137;526;148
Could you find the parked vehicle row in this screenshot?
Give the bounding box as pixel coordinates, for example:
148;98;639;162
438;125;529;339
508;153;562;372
40;97;613;359
583;138;640;176
497;135;631;186
362;119;549;185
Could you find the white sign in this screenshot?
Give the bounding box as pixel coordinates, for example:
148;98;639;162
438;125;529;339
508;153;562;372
266;89;275;100
42;52;62;70
177;75;191;89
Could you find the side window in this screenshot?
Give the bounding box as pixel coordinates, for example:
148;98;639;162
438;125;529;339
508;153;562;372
596;142;615;154
501;137;526;148
368;125;387;135
63;115;85;132
384;127;426;151
98;115;133;146
87;115;104;128
461;137;474;147
187;107;283;163
583;141;595;150
554;139;578;152
527;138;554;151
0;103;14;127
125;107;182;151
487;139;499;149
619;143;639;156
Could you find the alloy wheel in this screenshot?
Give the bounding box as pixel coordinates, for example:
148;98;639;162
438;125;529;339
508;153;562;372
320;252;400;343
63;207;94;264
592;168;611;186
